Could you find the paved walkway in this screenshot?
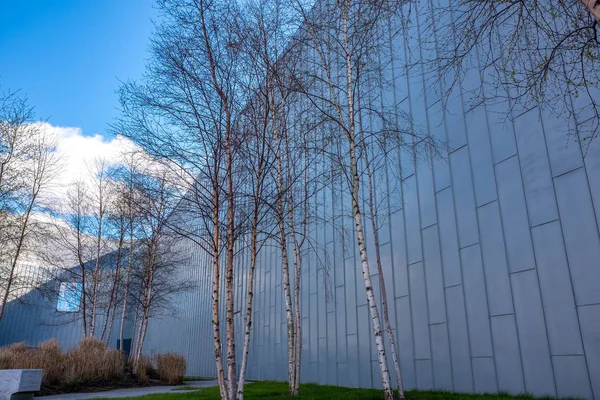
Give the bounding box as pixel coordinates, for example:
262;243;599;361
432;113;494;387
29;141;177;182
36;380;218;400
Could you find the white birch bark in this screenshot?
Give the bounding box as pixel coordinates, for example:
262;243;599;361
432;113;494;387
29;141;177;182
211;201;228;400
580;0;600;23
357;84;404;398
275;126;297;395
225;120;238;400
236;222;257;400
342;4;394;399
283;106;303;394
237;115;267;398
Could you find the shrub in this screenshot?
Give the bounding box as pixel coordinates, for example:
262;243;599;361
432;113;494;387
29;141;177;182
0;346;12;369
0;337;165;391
156;353;187;384
5;342;36;370
63;337;125;386
0;340;65;386
37;339;65;386
133;355;155;385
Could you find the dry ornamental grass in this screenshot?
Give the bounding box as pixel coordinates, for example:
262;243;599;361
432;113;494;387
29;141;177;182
156;353;187;384
0;337;187;393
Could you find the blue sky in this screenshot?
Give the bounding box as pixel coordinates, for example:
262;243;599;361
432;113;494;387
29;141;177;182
0;0;158;138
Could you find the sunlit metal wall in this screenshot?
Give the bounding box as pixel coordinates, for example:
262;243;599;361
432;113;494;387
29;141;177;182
143;4;600;399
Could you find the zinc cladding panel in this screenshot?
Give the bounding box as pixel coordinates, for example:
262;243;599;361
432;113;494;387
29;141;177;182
450;147;479;248
430;323;453;390
445;285;474;393
422;225;446;324
554;168;600;306
460;244;493;358
495;156;537;273
513;108;558;227
579;305;600;399
490;314;525;393
510;269;556;396
476;201;513;316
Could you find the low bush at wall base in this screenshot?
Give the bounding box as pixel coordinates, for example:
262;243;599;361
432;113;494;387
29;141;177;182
0;338;187;395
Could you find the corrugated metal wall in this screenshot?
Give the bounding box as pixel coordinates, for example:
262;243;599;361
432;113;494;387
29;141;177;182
145;3;600;399
0;264;131;351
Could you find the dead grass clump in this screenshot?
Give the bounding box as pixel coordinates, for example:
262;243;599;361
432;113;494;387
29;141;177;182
134;355;154;385
0;338;173;390
156;353;186;384
37;339;65;386
0;346;12;369
5;342;36;370
0;340;65;386
63;337;125;386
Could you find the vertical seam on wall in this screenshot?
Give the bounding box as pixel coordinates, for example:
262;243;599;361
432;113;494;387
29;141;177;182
440;9;480;392
426;0;455;388
413;2;436;389
330;149;340;385
399;2;418;388
385;11;415;391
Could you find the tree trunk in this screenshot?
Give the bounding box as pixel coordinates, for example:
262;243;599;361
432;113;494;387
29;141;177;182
357;81;404;398
101;238;123;342
91;193;104;338
365;148;404;399
273;109;297;395
339;4;394;398
105;302;116;346
120;179;135;353
134;243;155;366
119;242;133;352
283;112;302;395
349;141;394;400
225;120;238;399
237;121;267;399
237;211;258;400
131;299;141;359
211;197;228;399
134;309;149;366
580;0;600;23
292;242;302;393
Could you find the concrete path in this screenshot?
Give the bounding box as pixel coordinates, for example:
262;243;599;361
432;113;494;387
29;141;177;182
36;380;218;400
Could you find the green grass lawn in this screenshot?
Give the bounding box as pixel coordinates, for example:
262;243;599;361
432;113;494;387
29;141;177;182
92;381;579;400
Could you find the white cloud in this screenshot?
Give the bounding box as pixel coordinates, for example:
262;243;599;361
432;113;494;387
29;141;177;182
45;123;138;186
35;122;190;212
34;122;139;208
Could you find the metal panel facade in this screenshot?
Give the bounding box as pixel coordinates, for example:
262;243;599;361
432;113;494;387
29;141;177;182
138;6;600;399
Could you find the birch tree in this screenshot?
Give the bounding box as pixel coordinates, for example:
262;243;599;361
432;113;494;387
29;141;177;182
233;3;283;395
88;160;112;337
240;2;308;394
292;0;436;398
128;167;192;366
117;1;248;397
100;176;130;344
0;90;60;322
50;161;117;338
